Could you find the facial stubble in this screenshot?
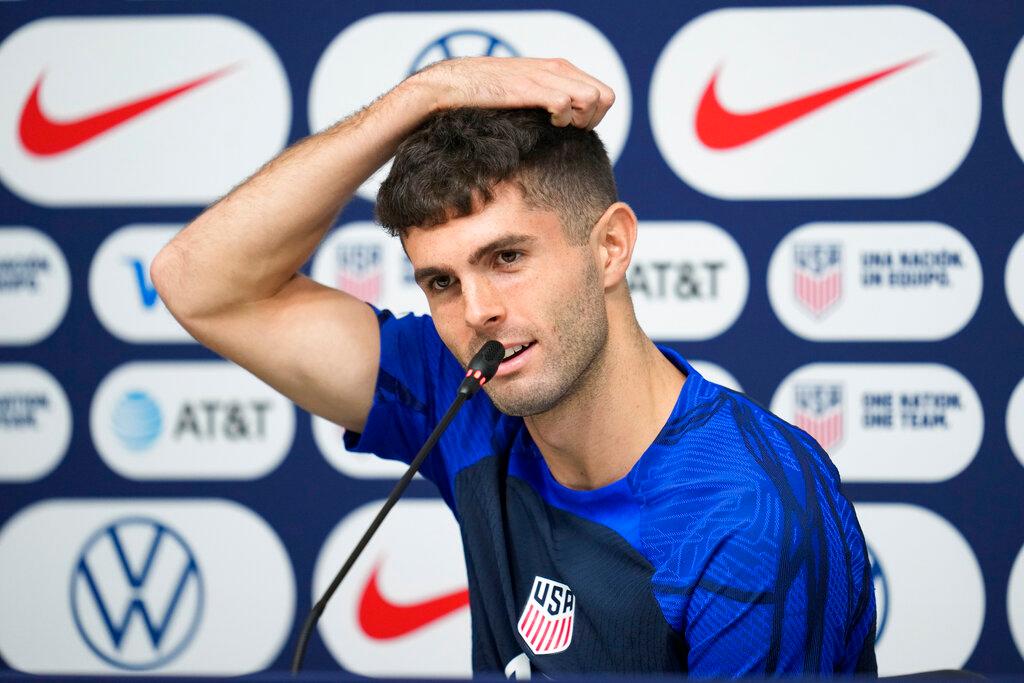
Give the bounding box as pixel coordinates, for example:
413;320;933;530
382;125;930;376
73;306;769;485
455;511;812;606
484;255;609;417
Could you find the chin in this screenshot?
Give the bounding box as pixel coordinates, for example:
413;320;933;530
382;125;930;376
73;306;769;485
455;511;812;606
485;381;562;418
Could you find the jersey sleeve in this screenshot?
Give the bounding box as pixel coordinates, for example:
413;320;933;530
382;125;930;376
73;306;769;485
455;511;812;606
679;410;876;676
646;390;876;676
342;307;463;500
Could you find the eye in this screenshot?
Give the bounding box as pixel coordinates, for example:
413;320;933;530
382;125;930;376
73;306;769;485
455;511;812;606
429;275;453;291
497;251;521;265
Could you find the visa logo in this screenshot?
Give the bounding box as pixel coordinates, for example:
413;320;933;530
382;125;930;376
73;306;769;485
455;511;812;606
127;258;160;308
90;226;196;343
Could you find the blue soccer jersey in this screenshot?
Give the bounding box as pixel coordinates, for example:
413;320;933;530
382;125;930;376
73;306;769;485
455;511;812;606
345;309;877;677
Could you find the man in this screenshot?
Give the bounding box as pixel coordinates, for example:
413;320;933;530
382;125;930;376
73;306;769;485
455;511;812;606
152;57;876;676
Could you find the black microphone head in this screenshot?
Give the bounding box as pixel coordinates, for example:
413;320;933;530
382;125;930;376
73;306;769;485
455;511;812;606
459;340;504;397
472;340;504;374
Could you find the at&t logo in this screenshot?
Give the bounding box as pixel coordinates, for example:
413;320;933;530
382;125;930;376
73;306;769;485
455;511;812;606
91;362;294;480
628;222;748;340
70;516;204;670
110;390;272;451
112;390;162;451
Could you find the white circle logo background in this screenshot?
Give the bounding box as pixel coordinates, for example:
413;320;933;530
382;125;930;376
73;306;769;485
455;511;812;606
649;6;979;199
309;11;631;203
1007;376;1024;470
767;223;982;341
311;222;428;316
629;222;749;341
89;225;195;344
0;364;71;482
0;499;295;674
0;227;71;345
70;516;203;670
1008;542;1024;661
90;362;295;480
770;363;983;483
311;414;419;479
1003;34;1024;165
1006;233;1024;327
0;16;291;206
314;499;470;676
855;504;984;676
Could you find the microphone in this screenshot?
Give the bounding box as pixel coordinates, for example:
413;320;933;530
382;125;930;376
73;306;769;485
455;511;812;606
458;340;505;397
291;339;504;674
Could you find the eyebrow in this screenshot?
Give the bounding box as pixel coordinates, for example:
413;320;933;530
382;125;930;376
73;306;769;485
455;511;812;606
413;233;538;286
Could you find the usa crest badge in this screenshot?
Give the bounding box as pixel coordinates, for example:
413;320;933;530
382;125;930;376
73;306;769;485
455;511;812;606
794;383;844;451
335;243;382;304
517;576;575;655
793;243;842;317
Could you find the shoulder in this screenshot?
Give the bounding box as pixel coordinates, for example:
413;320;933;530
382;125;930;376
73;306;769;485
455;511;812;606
373;309;459;400
635;374;843;592
647;375;840;497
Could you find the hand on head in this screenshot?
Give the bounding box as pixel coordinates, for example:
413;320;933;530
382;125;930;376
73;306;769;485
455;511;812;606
409;57;616;130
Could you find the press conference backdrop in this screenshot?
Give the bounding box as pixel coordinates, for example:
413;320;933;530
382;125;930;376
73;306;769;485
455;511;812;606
1;0;1022;676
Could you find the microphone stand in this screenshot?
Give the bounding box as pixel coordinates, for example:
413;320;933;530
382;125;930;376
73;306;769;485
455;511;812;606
291;340;504;674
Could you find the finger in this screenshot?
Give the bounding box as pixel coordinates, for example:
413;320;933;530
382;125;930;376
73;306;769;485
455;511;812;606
547;91;574;127
461;61;577;125
539;59;616;128
508;74;574;125
588;82;615;129
528;70;604;129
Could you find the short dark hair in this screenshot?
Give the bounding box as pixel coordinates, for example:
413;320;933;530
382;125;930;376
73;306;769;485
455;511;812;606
376;108;618;243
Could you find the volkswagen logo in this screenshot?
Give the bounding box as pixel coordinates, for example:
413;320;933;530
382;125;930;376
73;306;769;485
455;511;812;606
70;516;203;670
409;29;519;75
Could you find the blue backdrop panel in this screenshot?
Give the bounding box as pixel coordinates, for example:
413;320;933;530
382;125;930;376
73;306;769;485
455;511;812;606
1;0;1022;676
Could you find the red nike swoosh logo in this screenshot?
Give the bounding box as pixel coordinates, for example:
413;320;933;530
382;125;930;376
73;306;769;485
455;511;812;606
358;563;469;640
19;65;235;156
695;55;926;150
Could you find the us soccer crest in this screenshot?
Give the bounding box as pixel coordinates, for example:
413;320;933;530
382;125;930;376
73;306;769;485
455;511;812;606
793;243;842;317
335;243;382;304
517;576;575;655
794;383;844;451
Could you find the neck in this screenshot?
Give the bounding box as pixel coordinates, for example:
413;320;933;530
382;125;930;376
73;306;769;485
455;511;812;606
524;313;685;491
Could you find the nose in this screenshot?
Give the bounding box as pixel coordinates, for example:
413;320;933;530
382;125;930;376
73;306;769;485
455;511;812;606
462;275;505;330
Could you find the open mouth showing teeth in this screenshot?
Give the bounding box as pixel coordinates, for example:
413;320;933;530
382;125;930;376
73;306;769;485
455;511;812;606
502;342;532;361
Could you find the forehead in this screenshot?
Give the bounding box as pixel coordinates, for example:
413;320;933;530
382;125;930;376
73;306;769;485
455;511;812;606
401;184;565;266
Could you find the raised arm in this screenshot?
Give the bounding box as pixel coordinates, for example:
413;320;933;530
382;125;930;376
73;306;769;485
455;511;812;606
150;57;614;432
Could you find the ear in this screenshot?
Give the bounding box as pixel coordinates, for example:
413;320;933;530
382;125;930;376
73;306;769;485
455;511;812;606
592;202;638;289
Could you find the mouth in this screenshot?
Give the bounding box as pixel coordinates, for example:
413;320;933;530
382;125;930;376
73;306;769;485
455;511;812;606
502;342;533;360
494;341;535;377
